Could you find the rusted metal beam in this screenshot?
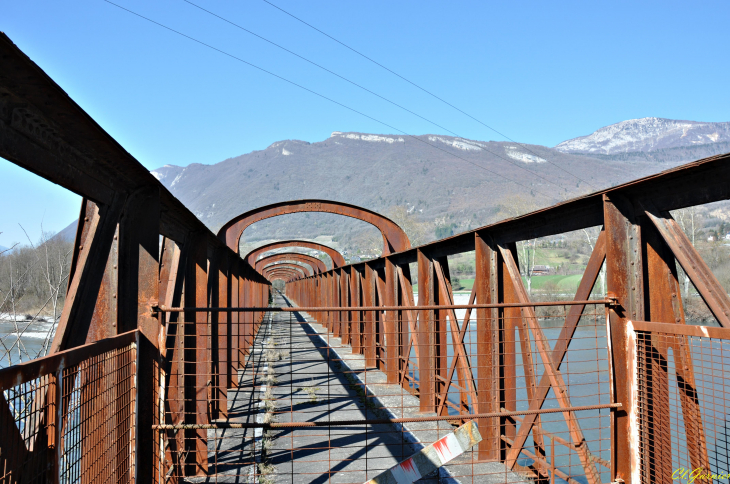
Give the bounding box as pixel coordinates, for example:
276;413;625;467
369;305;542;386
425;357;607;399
51;195;126;351
417;249;435;413
264;266;304;276
604;194;641;484
183;232;209;476
504;231;607;468
499;244;601;484
475;231;500;461
363;263;377;367
433;261;478;417
261;259;315;277
264;265;307;280
245;240;346;268
641;215;710;477
255;253;326;274
383;258;398;383
643;203;730;327
0;330;138;390
218;200;411;255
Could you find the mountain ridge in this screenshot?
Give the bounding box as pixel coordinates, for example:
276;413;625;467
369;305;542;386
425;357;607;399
555;117;730;155
149;118;729;254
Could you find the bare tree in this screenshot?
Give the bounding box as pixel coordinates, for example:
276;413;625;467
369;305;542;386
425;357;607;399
497;195;540;295
581;227;606;296
386;205;432;247
672;207;700;297
0;226;72;366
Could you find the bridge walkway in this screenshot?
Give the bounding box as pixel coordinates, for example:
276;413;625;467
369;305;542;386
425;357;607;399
196;293;524;483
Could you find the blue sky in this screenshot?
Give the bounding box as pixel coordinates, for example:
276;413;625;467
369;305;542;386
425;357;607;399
2;0;729;247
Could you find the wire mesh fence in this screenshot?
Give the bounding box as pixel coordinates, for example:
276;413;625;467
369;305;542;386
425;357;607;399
0;332;137;484
154;296;615;484
636;329;730;484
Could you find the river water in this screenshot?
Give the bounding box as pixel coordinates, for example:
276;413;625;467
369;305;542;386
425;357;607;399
0;315;56;368
2;296;728;483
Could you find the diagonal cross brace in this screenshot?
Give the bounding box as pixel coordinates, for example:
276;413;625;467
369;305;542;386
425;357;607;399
499;241;603;484
642;202;730;328
432;262;479;416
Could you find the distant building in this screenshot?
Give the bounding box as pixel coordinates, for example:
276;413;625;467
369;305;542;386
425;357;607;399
532;265;551;275
349;256;361;263
708;236;715;242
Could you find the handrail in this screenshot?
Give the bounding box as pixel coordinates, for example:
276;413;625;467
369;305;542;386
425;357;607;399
0;330;138;390
159;300;609;312
630;320;730;340
153;403;621;429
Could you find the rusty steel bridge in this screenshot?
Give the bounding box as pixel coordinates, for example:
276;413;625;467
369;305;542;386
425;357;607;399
2;32;730;484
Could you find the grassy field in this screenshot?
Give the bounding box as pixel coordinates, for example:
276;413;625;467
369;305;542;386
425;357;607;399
527;274;583;292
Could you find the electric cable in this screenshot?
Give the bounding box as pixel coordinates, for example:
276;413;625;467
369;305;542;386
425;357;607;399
182;0;572;193
261;0;597;190
103;0;561;202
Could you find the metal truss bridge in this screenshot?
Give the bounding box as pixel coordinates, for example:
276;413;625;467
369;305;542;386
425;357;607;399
2;32;730;484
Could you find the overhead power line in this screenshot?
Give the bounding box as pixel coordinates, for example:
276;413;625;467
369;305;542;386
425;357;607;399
181;0;572;194
103;0;560;202
261;0;597;191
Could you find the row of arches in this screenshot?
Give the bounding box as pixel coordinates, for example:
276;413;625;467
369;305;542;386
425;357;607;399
218;199;411;283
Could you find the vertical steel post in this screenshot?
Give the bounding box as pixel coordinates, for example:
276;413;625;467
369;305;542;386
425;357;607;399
433;257;450;416
118;186;162;483
384;257;398;384
475;232;500;461
183;233;209;476
417;249;435;413
363;264;377;367
340;268;349;343
604;194;642;484
351;268;362;354
229;260;239;385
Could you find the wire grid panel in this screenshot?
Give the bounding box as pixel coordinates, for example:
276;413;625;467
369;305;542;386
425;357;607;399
636;331;730;484
0;374;55;484
153;299;612;483
383;305;613;484
201;300;610;484
59;343;137;484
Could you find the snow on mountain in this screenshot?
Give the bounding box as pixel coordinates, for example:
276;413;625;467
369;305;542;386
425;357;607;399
555;117;730;154
150;164;185;186
331;132;404;143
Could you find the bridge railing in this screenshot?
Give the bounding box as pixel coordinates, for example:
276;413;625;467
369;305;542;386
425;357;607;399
0;330;138;483
0;32;271;483
4;28;730;483
281;156;730;483
632;321;730;484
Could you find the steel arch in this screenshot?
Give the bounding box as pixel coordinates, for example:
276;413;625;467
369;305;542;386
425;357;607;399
244;240;346;268
255;253;326;275
218;200;410;255
264;271;301;283
263;264;307;279
263;262;311;277
264;267;303;282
